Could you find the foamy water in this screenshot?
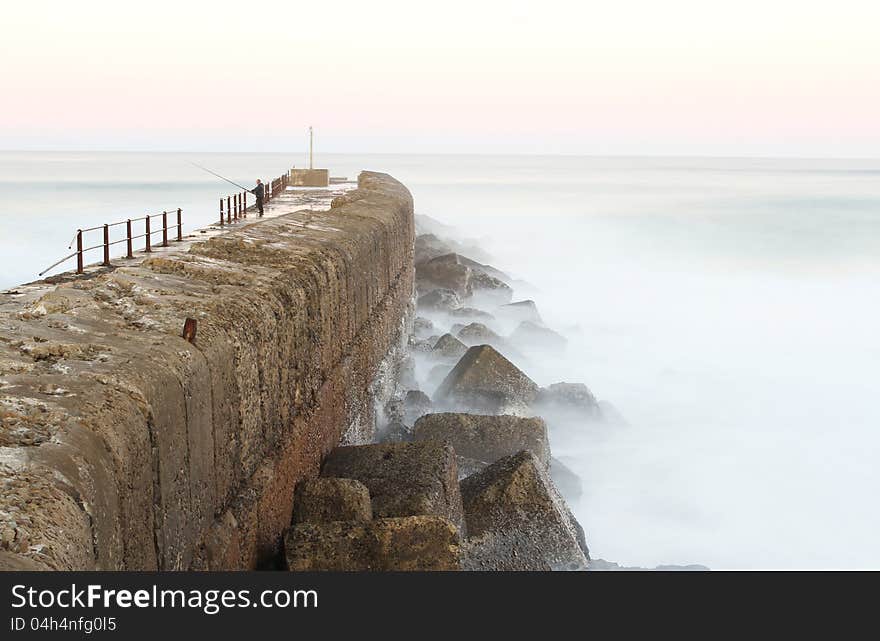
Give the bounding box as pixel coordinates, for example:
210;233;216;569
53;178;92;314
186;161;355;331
3;152;879;568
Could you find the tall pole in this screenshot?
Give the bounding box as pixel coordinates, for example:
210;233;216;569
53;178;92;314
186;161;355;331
309;126;314;170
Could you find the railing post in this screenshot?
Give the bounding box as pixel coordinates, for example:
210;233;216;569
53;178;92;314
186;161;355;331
145;216;152;252
233;195;238;221
76;230;83;274
162;211;169;247
177;208;183;241
102;224;111;266
126;219;133;258
220;198;224;227
227;196;231;224
243;191;247;217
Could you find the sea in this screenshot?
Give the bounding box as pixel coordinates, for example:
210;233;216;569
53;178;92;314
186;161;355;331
2;150;878;569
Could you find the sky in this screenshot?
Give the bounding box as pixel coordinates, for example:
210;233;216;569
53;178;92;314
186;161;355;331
1;0;879;157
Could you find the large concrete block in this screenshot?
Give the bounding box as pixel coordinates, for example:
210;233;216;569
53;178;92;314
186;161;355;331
285;516;461;571
435;344;539;414
460;451;588;571
412;413;550;469
320;441;464;533
293;478;372;524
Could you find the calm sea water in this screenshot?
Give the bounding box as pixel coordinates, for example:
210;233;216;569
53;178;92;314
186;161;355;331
2;151;879;568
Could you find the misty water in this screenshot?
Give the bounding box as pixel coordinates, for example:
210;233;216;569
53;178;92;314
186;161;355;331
2;151;878;569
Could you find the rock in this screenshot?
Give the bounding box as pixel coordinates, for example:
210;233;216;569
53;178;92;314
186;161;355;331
413;413;550;469
498;300;543;325
413;316;435;338
321;441;464;533
586;558;621;571
435;345;539;413
383;396;404;424
550;457;583;502
416;253;473;297
416;253;513;303
293;478;372;524
412;224;493;263
285;516;461;571
415;234;454;265
462;537;553;571
432;333;468;360
534;382;601;419
377;420;412;443
589;558;710;571
415;215;456;238
510;321;567;352
469;271;513;305
457;322;504;347
403;390;432;425
460;451;589;571
449;307;495;322
456;256;512;285
598;400;628;426
566;504;590;561
408;335;434;354
417;288;462;312
427;363;454;389
455;455;488;480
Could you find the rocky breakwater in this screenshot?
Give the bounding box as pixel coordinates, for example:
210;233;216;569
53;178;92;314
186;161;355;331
282;215;621;571
0;171;414;570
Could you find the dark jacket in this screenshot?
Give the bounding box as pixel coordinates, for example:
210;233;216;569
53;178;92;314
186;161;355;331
252;183;265;199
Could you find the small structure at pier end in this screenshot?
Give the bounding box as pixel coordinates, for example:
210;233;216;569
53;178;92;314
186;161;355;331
290;126;330;187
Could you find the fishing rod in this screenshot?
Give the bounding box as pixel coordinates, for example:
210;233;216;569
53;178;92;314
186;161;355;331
189;161;251;192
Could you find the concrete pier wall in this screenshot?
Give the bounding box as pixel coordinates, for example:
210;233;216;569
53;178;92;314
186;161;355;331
0;171;414;570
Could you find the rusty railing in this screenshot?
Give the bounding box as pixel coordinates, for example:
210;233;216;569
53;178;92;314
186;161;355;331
39;208;183;277
218;171;290;226
39;166;296;278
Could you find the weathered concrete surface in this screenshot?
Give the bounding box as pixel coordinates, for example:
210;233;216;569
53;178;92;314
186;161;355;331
435;344;539;414
320;442;464;534
290;168;330;187
412;413;550;469
460;451;589;571
285;516;461;571
0;171;414;570
292;478;372;524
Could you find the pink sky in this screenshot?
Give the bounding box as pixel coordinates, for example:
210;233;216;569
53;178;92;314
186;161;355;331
2;0;879;156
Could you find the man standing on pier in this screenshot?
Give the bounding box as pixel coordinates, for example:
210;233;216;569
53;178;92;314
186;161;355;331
251;179;265;216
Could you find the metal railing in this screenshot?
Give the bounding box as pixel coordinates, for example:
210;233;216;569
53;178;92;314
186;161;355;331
39;208;183;277
39;165;296;278
219;191;247;227
218;171;290;226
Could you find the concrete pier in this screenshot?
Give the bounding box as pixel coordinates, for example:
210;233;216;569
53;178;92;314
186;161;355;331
0;172;414;570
